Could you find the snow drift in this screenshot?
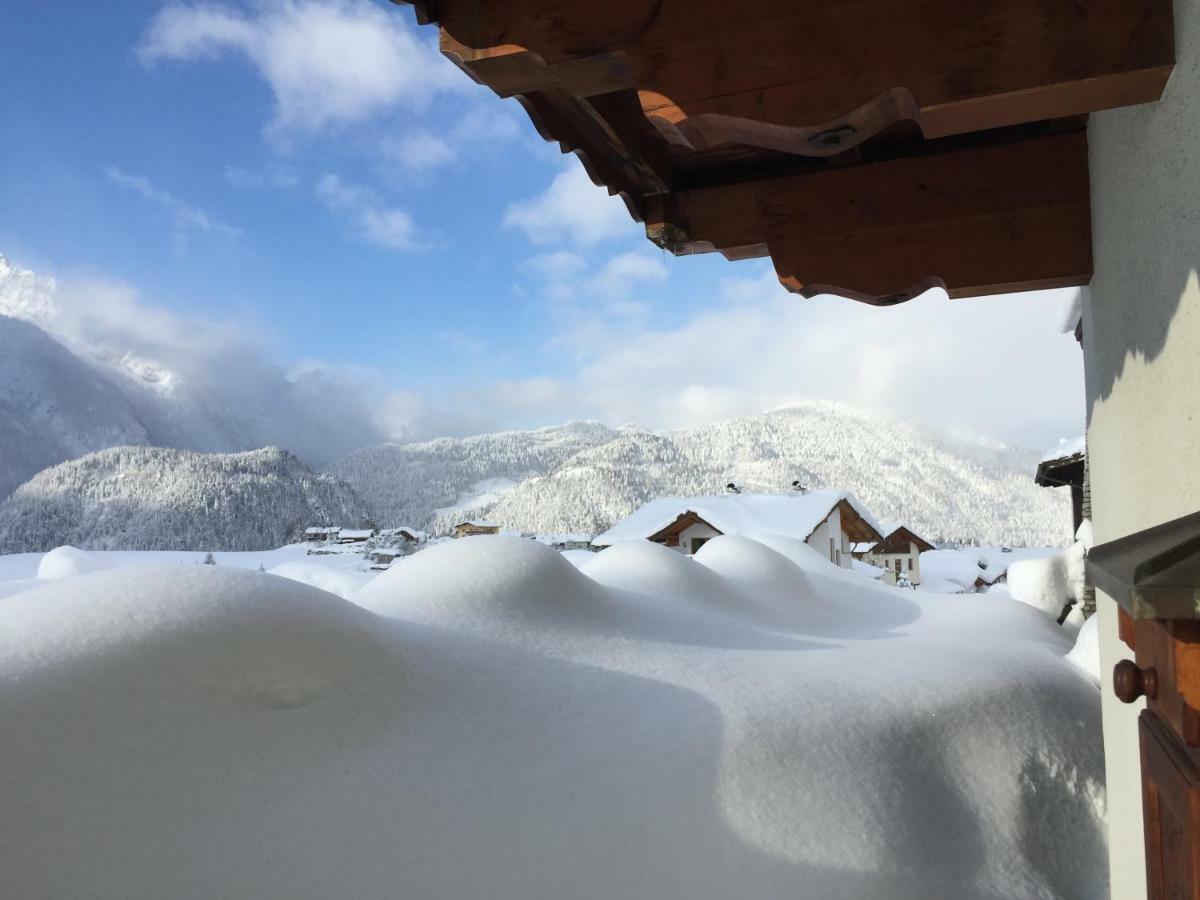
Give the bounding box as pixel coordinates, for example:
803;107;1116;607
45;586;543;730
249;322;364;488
0;536;1105;899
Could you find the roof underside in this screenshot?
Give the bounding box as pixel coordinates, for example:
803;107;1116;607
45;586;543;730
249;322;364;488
1035;455;1085;488
395;0;1174;304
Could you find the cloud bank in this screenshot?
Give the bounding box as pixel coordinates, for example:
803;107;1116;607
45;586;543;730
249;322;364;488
139;0;462;136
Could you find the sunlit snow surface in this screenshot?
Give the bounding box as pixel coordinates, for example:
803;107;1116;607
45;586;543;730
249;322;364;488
0;536;1104;899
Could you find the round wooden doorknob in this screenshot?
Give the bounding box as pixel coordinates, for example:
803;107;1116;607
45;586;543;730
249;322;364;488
1113;660;1157;703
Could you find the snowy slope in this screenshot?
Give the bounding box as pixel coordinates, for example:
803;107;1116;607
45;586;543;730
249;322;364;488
0;315;150;500
0;254;382;494
333;403;1072;547
0;535;1105;898
331;420;622;534
0;446;368;552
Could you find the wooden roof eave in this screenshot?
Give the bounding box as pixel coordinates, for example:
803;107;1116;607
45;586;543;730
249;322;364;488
399;0;1174;138
819;500;884;546
647;510;720;544
391;0;1174;304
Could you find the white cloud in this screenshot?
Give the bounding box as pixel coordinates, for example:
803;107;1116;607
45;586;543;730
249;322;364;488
105;166;239;250
592;250;668;298
503;164;636;246
378;129;457;174
314;173;419;251
0;252;389;460
449;267;1085;449
521;246;668;319
139;0;463;136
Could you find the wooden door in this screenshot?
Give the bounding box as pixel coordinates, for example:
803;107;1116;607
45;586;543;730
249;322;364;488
1141;710;1200;898
1117;618;1200;898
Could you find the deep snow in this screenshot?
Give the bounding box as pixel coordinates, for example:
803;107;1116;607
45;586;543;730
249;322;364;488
0;535;1104;899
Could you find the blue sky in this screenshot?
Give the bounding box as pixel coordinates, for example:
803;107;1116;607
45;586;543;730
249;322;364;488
0;0;1085;448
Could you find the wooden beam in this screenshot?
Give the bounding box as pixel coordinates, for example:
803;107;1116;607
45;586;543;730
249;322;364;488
420;0;1173;147
647;130;1092;303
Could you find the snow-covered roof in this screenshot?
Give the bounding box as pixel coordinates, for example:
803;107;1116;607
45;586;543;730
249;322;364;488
1040;435;1085;464
919;549;985;589
456;519;499;529
921;546;1060;589
337;529;373;539
593;490;882;547
380;526;426;540
305;526;337;535
533;532;593;544
850;542;876;554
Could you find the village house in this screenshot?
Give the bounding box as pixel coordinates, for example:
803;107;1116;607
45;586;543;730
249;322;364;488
453;520;500;539
367;549;399;570
303;526;339;543
335;528;374;545
535;532;594;551
861;524;936;585
1036;436;1087;533
592;490;882;568
377;526;427;545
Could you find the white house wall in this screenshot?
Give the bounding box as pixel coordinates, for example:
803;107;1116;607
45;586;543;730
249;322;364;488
1085;3;1200;894
866;543;921;583
804;507;853;569
674;522;723;554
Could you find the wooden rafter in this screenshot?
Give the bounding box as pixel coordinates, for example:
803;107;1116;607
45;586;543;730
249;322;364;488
393;0;1173;303
647;129;1093;303
427;1;1172;145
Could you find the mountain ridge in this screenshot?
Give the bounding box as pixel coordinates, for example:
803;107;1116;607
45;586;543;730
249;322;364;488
0;446;369;553
331;402;1071;547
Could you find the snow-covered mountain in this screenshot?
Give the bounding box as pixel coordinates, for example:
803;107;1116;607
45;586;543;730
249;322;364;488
0;314;152;500
0;254;383;500
332;421;623;533
0;446;369;553
331;403;1072;547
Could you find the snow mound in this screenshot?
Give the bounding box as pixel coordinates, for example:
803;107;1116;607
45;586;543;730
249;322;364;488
690;534;835;629
266;561;372;600
356;535;616;631
36;545;114;580
920;549;984;591
1066;614;1102;684
583;539;757;616
1008;542;1087;619
0;534;1105;898
560;548;599;568
2;566;391;710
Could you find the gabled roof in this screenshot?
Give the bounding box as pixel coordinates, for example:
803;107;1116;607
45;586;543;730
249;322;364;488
593;491;882;547
455;519;499;529
874;525;936;555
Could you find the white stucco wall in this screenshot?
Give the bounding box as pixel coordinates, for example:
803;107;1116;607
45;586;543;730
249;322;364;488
806;507;852;568
869;547;920;582
674;522;722;554
1085;3;1200;894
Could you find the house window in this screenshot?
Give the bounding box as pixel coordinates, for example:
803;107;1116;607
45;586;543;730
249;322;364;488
836;550;842;566
907;558;913;571
894;559;902;573
829;538;835;562
691;537;709;554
